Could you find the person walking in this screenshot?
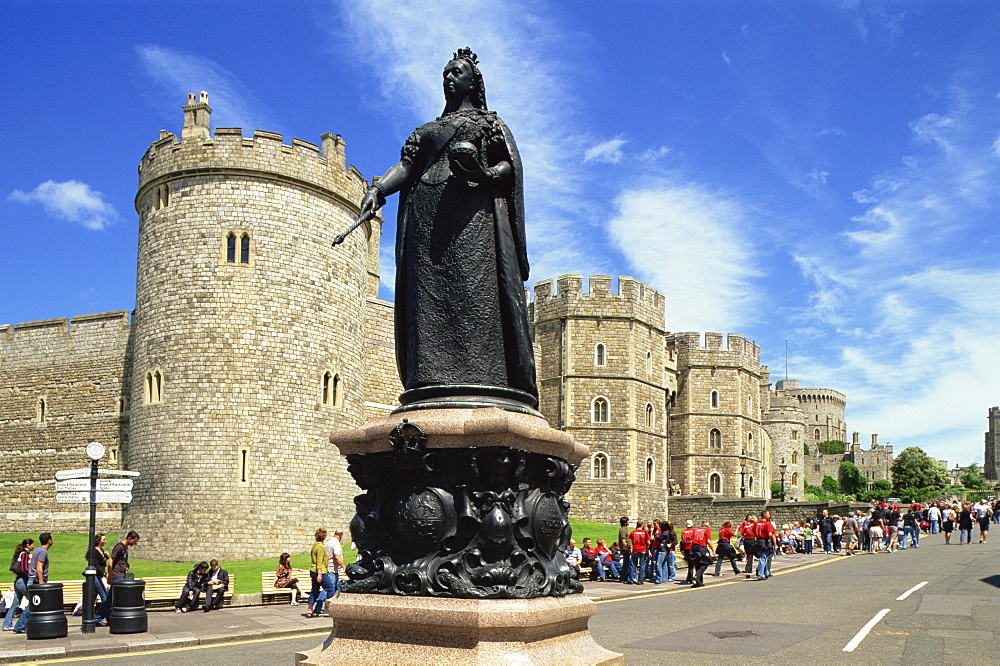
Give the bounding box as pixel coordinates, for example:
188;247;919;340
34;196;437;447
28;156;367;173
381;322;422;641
86;534;110;625
958;503;974;545
324;530;345;595
927;503;941;534
680;520;696;584
307;528;329;617
2;539;32;631
13;533;53;634
754;513;777;580
688;521;715;588
739;514;757;576
818;510;835;553
942;504;956;544
99;531;140;623
902;508;920;549
658;522;678;583
713;520;741;576
842;513;860;556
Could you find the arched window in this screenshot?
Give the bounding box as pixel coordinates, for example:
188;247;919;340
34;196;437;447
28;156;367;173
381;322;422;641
709;428;721;449
791;451;798;464
226;232;237;263
749;476;755;494
153;369;163;403
591;452;609;479
145;369;163;404
37;397;47;424
710;390;719;409
332;373;343;407
240;233;251;264
814;428;821;440
709;473;722;494
644;403;654;428
646;351;653;375
747;432;753;454
594;343;606;367
592;397;609;423
644;457;654;483
791;472;799;485
747;395;753;413
322;371;333;405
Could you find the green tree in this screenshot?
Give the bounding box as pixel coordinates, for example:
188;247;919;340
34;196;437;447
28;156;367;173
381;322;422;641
771;481;783;499
839;461;865;495
959;464;990;490
890;447;949;495
803;443;810;456
817;440;847;455
821;475;839;494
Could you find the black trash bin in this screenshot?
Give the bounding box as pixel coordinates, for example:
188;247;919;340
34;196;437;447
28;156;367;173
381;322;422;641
25;582;68;639
108;579;147;634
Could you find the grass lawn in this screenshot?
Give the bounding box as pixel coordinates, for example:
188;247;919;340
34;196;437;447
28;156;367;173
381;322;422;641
5;519;709;596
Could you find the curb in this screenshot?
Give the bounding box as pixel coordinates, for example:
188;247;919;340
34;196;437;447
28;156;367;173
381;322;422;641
0;623;329;663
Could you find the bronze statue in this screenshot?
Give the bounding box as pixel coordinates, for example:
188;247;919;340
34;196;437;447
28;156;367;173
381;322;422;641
348;47;538;415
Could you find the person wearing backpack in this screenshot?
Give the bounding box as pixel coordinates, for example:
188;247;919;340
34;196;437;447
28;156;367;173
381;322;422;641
1;539;33;631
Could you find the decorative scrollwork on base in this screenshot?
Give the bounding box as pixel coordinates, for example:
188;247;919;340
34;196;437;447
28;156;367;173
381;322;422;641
342;436;582;599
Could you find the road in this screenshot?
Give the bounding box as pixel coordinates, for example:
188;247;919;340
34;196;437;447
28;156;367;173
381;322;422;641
31;535;999;664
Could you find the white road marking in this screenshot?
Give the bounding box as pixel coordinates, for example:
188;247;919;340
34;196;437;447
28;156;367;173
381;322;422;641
896;581;929;600
843;608;891;652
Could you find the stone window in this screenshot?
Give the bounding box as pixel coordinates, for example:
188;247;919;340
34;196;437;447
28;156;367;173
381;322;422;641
709;473;722;494
791;451;798;464
749;476;755;494
644;403;654;429
747;432;753;455
791;430;799;441
116;396;129;417
238;446;251;486
153;184;170;211
144;369;163;404
591;452;610;479
36;397;48;425
646;351;653;375
747;395;753;413
814;428;821;440
710;390;719;409
592;397;609;423
644;457;654;483
222;229;254;266
792;472;798;485
709;428;722;449
594;343;606;367
322;371;343;407
814;464;821;472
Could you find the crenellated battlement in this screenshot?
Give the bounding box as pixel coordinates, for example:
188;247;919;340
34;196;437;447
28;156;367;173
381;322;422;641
532;275;665;329
136;93;367;217
0;312;129;353
670;331;761;363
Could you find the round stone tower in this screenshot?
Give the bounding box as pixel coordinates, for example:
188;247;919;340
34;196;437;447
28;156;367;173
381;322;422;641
124;92;372;560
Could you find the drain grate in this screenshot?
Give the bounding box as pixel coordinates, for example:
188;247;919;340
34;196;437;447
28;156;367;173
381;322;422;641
710;630;760;639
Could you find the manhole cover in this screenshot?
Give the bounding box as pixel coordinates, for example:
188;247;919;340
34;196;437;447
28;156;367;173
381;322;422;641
710;630;760;639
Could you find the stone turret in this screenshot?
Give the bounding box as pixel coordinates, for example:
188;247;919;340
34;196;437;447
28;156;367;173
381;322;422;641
124;93;371;560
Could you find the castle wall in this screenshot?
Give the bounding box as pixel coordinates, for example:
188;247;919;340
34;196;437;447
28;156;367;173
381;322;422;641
669;332;770;498
763;392;806;500
532;276;675;521
662;496;871;530
985;407;1000;482
123;107;370;560
362;297;402;421
0;312;129;530
774;380;847;445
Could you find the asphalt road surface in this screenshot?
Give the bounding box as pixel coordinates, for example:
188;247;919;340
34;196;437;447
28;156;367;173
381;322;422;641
33;534;998;664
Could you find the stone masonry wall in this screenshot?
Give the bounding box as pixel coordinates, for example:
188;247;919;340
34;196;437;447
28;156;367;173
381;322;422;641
124;118;369;561
0;312;129;530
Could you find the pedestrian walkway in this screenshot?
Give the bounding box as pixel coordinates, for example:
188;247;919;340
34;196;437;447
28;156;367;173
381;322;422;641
0;550;836;663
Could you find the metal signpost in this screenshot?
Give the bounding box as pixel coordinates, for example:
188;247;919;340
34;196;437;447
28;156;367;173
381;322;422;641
54;443;139;634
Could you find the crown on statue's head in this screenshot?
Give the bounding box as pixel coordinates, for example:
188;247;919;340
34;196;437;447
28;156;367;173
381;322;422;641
453;47;479;66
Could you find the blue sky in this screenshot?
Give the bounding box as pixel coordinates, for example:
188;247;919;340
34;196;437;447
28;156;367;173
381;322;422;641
3;1;999;469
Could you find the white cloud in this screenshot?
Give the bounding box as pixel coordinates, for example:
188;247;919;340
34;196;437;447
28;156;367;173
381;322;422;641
584;137;628;164
335;0;609;289
818;126;847;137
607;183;759;332
136;45;278;133
722;52;731;65
808;169;829;186
9;180;118;230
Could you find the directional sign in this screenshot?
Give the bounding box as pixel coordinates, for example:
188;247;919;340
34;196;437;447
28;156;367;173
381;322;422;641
56;491;132;504
55;468;140;481
55;479;134;492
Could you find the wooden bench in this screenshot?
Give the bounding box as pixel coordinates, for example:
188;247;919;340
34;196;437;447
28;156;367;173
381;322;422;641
51;575;235;611
261;568;310;603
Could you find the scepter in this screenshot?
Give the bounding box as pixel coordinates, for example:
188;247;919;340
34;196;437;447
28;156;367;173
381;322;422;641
332;178;383;247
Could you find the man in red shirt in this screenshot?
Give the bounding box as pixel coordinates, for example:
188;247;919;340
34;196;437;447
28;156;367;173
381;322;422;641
689;521;716;587
628;521;650;585
680;520;696;584
754;512;777;580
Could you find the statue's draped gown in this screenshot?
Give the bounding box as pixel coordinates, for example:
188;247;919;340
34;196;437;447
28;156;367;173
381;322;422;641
394;107;537;398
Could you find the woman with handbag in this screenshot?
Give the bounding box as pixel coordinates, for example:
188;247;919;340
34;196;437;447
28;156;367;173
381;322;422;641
2;539;33;631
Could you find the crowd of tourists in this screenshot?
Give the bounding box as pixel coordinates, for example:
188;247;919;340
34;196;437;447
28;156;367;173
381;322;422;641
563;497;998;589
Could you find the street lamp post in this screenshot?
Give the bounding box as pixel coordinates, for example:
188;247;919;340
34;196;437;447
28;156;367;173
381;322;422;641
778;458;788;503
739;452;748;498
81;441;105;634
